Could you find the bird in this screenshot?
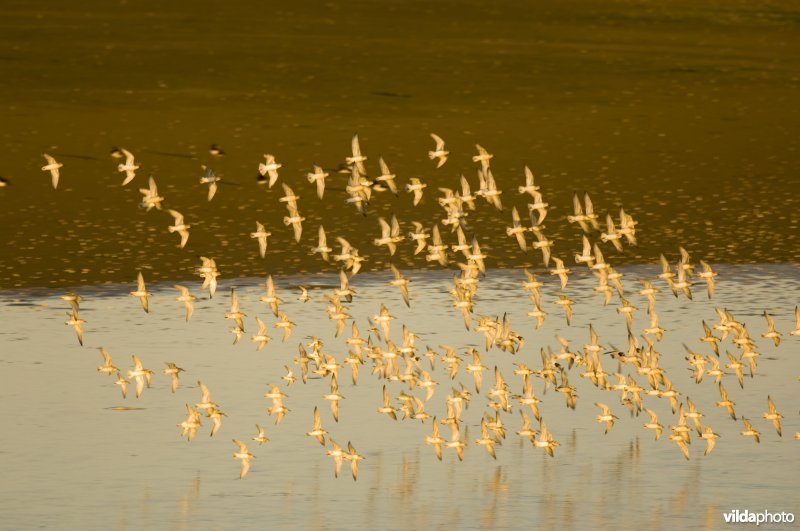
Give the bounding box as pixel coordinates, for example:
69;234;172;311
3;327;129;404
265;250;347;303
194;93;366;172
475;419;498;459
115;373;129;399
595;403;618;434
199;166;220;201
428;133;449;168
326;439;346;478
209;144;225;157
377;385;397;420
700;426;720;456
163;362;185;393
761;311;781;347
279;183;300;212
740;418;760;443
117;148;139;185
343;442;365;480
251;316;271;351
472;144;493;171
425;417;445;460
250;222;271;258
173;285;196;322
790;306;800;336
506;207;528;251
762;396;783;436
312;225;332;262
232;440;255;479
389;264;411;307
375;157;399;194
130;272;151;313
252;424;269;445
177;404;202;442
716;383;737;420
139;176;165;211
195;381;218;413
307;165;329;199
42;153;63;189
643;408;663;440
167;210;191;248
698;261;717;298
518;166;540;197
224;288;246;330
406;177;427;206
257;154;282;187
549;257;571;290
127;355;153;398
64;309;85;346
283;204;305;243
97;348;118;376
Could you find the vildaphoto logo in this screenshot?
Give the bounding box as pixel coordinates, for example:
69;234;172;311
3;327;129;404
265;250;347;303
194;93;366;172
723;509;795;525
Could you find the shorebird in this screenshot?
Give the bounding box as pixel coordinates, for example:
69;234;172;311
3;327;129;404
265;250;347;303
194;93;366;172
251;316;271;351
389;264;411;307
406;177;427;206
130;272;151;313
279;183;300;211
549;257;571;290
533;420;559;457
173;285;196;321
506;207;528;251
698;260;717;298
343;442;365;480
195;381;218;413
65;309;85;346
518;165;540;197
643;408;663;440
42;153;63;189
375;157;399;195
476;168;503;210
716;383;737;420
283;204;305;242
178;404;202;442
740;418;760;443
307;165;329;199
346;134;367;175
326;439;346;478
224;288;246;330
97;347;118;376
139;176;165;211
163;362;185;393
472;144;493;171
117;148;139;185
700;426;720;456
199;166;220;201
595;403;619;434
425;417;445;460
249;222;271;258
167;210;190;248
127;355;153;398
790;306;800;337
252;424;269;445
232;440;255;479
258;154;282;187
428;133;449;168
763;396;783;436
761;311;781;346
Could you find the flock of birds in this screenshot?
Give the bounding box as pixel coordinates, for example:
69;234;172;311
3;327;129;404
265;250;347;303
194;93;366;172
40;133;799;480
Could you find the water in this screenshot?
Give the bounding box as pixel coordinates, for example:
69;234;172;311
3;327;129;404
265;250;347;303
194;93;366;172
1;264;798;530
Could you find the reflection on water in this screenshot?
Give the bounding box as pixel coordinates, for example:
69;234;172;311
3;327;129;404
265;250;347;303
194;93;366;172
0;264;798;529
